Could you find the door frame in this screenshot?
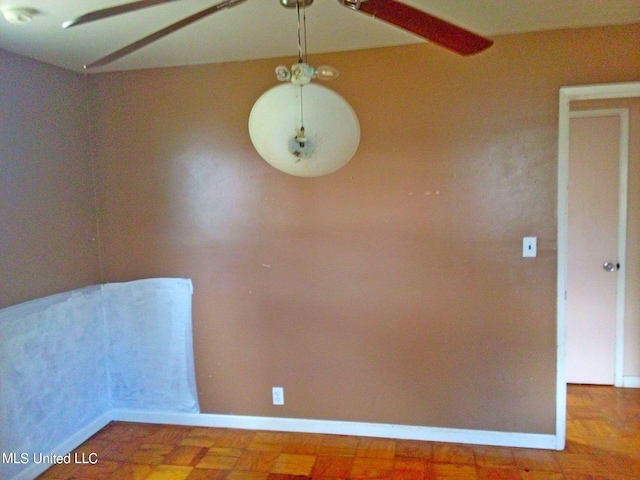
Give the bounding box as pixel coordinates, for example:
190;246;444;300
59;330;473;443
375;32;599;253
556;81;640;450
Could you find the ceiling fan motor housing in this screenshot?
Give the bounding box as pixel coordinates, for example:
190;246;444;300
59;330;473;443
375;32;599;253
280;0;315;8
337;0;367;10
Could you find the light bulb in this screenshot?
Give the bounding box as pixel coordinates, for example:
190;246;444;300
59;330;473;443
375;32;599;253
314;65;339;80
275;65;291;81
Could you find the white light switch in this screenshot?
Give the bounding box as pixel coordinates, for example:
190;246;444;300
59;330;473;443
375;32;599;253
523;237;537;258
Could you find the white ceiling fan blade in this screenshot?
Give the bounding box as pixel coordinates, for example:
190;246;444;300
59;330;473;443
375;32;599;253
84;0;248;69
63;0;181;29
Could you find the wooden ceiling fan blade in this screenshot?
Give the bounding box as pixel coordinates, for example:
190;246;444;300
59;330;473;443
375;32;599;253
85;0;248;69
353;0;493;55
63;0;181;29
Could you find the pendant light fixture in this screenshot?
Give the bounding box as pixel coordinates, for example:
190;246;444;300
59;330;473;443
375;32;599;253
248;0;360;177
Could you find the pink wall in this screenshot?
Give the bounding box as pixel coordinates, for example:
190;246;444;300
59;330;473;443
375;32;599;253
90;24;639;433
0;50;101;307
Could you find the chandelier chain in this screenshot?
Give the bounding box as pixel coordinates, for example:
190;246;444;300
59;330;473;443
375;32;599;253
295;0;306;133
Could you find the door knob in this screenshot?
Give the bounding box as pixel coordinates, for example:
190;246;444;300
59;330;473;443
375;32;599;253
603;261;619;272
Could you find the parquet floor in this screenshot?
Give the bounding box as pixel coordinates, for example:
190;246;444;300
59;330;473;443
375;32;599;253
37;384;640;479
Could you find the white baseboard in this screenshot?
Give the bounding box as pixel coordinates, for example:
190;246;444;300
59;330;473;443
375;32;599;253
622;376;640;388
111;409;557;450
11;412;112;480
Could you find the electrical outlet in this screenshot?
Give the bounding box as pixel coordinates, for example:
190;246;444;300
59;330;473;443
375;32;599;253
272;386;284;405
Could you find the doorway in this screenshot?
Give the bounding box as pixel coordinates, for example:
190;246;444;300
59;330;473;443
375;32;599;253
556;81;640;450
566;109;628;385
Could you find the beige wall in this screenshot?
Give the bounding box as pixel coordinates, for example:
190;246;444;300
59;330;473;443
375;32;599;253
0;50;101;307
90;23;639;434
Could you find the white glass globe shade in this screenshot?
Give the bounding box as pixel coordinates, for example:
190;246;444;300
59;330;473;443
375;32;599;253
248;83;360;177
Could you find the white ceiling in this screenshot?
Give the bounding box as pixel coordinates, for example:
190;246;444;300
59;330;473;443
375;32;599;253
0;0;638;73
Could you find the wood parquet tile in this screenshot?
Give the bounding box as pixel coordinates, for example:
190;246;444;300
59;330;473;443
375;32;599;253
36;385;639;479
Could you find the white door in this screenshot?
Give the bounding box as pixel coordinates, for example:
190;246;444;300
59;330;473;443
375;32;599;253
566;110;626;385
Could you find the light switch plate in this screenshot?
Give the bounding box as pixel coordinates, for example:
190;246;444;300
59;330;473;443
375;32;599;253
523;237;537;257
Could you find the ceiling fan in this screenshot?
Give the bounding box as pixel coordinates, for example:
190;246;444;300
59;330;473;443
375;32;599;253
63;0;494;69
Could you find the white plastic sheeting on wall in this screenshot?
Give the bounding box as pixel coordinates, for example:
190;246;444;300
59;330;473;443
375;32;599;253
103;278;199;412
0;278;198;480
0;286;109;480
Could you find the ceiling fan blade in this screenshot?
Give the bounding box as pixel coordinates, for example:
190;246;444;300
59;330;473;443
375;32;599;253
351;0;493;55
63;0;181;29
85;0;248;69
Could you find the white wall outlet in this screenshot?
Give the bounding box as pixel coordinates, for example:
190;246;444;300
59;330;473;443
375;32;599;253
523;236;537;258
272;386;284;405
